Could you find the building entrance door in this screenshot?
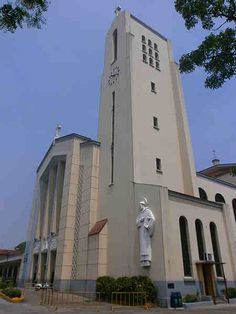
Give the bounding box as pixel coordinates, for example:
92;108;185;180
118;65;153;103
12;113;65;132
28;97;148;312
196;261;216;303
202;263;214;296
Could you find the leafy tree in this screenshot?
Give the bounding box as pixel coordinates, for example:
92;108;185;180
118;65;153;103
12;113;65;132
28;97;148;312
0;0;49;33
175;0;236;89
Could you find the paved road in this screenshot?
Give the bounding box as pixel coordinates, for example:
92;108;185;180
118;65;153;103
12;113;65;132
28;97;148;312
1;300;236;314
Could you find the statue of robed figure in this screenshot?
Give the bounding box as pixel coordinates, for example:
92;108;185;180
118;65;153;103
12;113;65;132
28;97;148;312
136;198;155;267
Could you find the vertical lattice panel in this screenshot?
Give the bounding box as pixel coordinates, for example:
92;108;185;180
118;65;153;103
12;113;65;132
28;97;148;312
71;165;84;280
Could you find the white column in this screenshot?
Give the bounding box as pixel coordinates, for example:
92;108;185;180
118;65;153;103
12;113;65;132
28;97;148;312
51;161;65;235
47;167;57;236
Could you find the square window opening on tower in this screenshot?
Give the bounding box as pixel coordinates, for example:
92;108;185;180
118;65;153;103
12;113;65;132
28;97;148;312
143;54;147;63
154;43;158;51
149;58;154;67
156;158;162;172
151;82;156;93
156;61;160;71
153;116;159;130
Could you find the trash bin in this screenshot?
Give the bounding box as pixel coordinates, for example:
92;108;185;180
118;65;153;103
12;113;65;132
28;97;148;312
170;291;183;308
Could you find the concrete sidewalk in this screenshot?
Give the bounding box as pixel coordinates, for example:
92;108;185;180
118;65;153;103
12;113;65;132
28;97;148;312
1;302;236;314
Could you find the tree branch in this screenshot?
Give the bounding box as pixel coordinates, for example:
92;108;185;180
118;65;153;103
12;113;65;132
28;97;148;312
219;11;236;23
212;20;228;31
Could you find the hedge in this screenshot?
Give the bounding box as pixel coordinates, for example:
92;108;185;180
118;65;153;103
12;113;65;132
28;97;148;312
0;282;8;290
2;288;22;298
183;294;198;303
0;279;14;289
96;276;157;303
227;287;236;299
96;276;116;301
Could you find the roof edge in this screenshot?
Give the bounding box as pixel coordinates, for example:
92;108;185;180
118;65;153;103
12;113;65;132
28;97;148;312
37;133;99;173
168;189;223;209
88;219;108;236
199;163;236;174
197;172;236;189
80;140;101;147
130;14;168;42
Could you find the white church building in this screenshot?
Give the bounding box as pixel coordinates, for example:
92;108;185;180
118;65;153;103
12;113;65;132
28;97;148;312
20;10;236;306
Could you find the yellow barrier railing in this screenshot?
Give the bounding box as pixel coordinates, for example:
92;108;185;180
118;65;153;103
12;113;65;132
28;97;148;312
111;292;147;311
40;289;100;311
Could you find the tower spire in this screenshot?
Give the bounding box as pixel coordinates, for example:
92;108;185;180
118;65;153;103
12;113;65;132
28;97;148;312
53;124;62;144
212;149;220;166
114;6;121;16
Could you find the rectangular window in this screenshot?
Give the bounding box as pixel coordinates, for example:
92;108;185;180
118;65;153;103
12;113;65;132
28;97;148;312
151;82;156;93
154;43;158;51
110;92;115;185
156;61;160;71
149;58;154;67
149;48;153;56
143;54;147;63
112;29;118;62
156;158;162;172
153;116;159;129
155;52;159;60
142;44;146;53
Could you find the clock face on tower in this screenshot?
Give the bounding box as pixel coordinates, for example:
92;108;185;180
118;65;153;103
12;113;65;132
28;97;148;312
108;66;120;86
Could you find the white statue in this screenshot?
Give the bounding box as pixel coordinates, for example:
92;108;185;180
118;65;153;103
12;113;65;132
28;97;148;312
136;198;155;267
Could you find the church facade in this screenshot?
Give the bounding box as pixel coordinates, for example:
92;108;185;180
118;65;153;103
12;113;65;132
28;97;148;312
20;11;236;306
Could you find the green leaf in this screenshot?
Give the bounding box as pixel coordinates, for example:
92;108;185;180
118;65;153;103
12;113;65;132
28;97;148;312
175;0;236;88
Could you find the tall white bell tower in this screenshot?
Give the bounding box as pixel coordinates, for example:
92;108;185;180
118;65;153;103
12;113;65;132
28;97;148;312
97;10;197;277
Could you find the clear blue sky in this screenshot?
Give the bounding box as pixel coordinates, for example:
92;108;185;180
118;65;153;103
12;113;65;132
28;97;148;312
0;0;235;248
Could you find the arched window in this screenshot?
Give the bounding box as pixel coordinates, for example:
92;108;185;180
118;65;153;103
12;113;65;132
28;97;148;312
215;193;225;203
142;35;146;43
232;199;236;222
143;54;147;63
210;222;222;277
199;188;208;200
179;216;192;276
195;219;205;260
148;39;152;47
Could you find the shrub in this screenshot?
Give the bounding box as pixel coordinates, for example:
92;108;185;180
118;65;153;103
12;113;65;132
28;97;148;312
115;277;132;292
130;276;157;303
4;280;14;288
0;282;8;289
96;276;116;301
96;275;157;303
2;288;22;298
227;287;236;299
183;294;198;303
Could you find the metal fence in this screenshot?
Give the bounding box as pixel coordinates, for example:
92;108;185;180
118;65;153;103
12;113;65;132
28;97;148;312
40;288;101;310
22;283;41;304
111;292;148;311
